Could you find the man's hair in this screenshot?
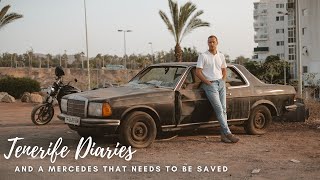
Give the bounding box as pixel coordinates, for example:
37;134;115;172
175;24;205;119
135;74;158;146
208;35;218;41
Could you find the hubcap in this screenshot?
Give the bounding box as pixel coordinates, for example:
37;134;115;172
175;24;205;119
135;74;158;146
254;112;265;129
132;121;148;141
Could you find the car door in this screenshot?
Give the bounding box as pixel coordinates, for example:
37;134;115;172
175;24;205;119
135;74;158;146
226;66;250;120
176;67;213;125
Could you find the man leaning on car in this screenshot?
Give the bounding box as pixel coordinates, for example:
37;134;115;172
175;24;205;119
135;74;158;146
196;35;240;143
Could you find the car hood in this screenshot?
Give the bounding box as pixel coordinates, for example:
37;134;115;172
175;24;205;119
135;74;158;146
64;84;172;101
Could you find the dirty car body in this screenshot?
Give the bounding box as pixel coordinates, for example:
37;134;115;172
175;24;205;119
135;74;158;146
58;62;304;148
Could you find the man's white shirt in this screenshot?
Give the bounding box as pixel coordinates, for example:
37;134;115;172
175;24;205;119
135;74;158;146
196;50;227;81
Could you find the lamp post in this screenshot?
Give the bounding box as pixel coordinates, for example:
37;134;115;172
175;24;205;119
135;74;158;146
148;42;154;64
118;29;132;81
83;0;90;90
278;11;289;85
295;0;303;98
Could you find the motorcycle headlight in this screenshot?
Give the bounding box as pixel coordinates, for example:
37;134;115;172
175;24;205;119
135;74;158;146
47;86;55;95
61;99;68;113
88;102;112;117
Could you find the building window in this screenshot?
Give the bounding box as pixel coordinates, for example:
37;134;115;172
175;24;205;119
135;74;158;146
289;45;295;54
276;29;284;34
303;66;308;73
302;27;307;35
288;28;296;43
277;53;284;59
277;41;284;46
288;13;295;26
276;16;284;21
287;0;295;9
276;4;285;8
302;9;309;16
288;45;296;61
289;54;295;61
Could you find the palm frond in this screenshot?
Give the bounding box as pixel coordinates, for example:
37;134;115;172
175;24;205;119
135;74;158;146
159;10;176;40
168;0;179;42
177;2;196;41
159;0;210;61
0;13;23;28
180;10;209;42
0;5;10;20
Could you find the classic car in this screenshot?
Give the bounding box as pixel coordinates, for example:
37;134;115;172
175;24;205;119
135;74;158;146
58;62;304;148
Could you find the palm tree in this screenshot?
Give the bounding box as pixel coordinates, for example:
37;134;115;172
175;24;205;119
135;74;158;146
159;0;209;62
0;1;23;29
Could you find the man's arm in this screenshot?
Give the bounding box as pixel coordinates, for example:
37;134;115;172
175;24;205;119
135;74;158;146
222;68;227;81
196;68;211;85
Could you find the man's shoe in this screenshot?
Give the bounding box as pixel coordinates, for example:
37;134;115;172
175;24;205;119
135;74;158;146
226;134;240;143
221;134;232;143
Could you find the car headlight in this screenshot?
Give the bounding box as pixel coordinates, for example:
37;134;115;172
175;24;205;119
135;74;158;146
61;99;68;113
88;102;112;117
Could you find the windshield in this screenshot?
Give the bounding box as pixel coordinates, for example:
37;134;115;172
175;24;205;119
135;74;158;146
129;66;187;88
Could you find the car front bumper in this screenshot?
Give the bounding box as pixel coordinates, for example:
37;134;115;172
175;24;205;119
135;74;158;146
57;113;120;127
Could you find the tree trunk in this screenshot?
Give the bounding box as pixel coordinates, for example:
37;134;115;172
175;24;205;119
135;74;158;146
174;43;183;62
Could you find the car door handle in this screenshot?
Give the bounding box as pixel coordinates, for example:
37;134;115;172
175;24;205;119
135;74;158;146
227;92;232;96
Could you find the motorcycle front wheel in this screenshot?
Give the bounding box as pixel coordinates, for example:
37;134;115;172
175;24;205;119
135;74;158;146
31;103;55;125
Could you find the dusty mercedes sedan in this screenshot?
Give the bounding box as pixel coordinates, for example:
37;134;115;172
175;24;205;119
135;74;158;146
58;62;304;148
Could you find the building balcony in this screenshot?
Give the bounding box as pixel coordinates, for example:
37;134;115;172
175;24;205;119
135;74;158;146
253;9;268;17
254;47;269;52
253;22;267;29
254;35;268;41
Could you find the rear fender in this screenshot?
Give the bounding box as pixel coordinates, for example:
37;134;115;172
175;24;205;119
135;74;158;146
251;100;278;116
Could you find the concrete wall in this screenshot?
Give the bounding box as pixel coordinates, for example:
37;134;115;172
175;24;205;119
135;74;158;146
0;67;140;91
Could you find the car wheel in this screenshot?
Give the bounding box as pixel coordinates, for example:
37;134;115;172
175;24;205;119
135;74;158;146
119;111;157;148
244;105;272;135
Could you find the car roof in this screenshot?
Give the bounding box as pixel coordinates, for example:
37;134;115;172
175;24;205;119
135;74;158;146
150;62;237;67
149;62;265;85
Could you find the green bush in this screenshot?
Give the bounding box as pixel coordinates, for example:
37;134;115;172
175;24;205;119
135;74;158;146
0;76;40;99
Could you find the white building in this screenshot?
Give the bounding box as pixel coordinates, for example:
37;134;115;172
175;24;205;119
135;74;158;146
253;0;320;98
299;0;320;84
253;0;297;79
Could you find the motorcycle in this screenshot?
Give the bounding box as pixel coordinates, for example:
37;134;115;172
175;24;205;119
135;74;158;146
31;66;81;125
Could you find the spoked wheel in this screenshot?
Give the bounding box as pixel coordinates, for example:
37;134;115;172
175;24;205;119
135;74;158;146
31;104;54;125
119;111;157;148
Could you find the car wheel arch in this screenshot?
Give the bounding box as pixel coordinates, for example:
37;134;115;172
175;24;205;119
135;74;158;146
120;106;161;132
251;100;278;117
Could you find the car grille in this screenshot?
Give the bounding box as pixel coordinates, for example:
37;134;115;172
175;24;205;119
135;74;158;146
67;99;86;118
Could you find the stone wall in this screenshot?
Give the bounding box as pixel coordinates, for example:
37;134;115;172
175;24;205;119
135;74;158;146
0;67;140;91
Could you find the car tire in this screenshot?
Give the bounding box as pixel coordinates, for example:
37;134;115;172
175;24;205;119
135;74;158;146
244;105;272;135
119;111;157;148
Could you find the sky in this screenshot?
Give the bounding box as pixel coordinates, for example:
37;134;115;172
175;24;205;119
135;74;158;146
0;0;257;60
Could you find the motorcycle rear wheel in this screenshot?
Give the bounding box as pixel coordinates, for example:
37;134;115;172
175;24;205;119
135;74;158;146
31;104;54;125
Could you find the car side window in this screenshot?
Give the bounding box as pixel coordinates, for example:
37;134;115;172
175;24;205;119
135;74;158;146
227;67;246;86
182;68;202;90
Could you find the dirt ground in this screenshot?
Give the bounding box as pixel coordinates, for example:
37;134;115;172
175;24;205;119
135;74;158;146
0;102;319;180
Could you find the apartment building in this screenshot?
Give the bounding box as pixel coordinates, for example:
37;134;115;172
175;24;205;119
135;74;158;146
299;0;320;86
254;0;320;90
253;0;296;79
